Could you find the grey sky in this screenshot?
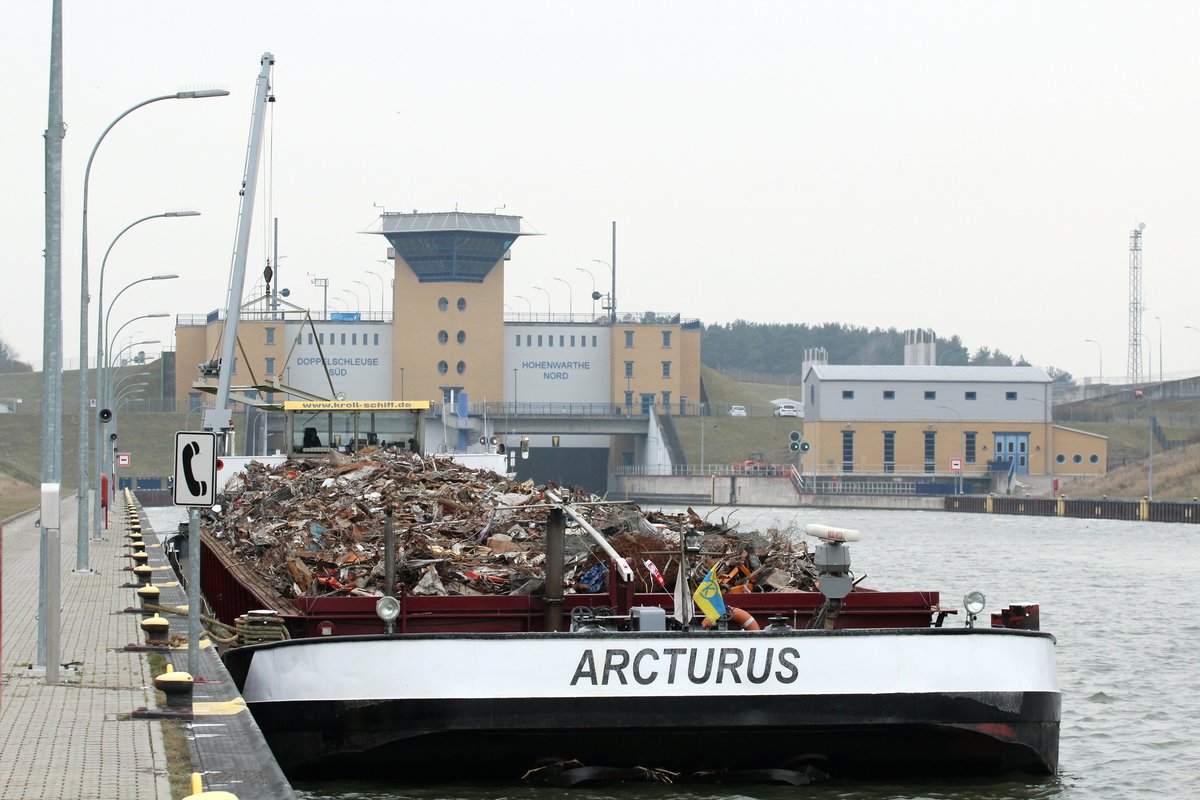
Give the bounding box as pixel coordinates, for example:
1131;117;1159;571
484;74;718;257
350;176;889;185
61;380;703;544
3;1;1198;384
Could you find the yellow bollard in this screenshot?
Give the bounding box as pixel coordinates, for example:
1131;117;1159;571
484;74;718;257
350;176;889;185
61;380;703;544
182;771;240;800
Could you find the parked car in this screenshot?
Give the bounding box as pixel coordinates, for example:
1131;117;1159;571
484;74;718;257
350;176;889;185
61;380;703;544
728;405;747;417
773;402;802;418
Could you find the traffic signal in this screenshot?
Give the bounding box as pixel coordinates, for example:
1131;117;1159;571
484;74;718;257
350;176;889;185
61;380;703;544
789;430;801;452
790;441;800;452
800;441;810;452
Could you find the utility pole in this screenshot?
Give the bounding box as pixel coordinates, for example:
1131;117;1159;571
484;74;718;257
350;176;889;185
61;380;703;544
1127;223;1145;384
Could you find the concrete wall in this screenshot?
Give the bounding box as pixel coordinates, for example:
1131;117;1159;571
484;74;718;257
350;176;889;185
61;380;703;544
612;473;946;510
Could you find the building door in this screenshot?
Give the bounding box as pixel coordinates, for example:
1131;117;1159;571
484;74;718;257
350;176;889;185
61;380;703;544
993;433;1030;475
640;393;655;415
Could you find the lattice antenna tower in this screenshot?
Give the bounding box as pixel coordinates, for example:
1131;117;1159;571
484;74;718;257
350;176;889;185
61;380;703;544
1126;223;1145;384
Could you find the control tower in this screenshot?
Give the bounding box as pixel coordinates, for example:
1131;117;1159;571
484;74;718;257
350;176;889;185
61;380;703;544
367;211;534;405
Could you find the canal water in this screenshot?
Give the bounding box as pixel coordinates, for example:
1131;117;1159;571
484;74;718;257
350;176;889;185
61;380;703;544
269;506;1200;800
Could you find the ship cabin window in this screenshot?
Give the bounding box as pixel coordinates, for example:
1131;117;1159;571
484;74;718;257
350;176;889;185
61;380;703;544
965;391;977;400
882;390;894;400
843;390;855;400
1006;391;1018;400
924;390;936;400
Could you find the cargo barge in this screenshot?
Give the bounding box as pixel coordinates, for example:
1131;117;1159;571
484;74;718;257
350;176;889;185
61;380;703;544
204;509;1059;783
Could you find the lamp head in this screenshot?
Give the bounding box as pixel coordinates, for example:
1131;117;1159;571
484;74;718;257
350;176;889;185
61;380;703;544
176;89;230;99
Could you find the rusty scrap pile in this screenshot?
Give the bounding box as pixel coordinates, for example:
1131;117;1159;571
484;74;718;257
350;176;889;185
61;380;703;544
204;450;818;600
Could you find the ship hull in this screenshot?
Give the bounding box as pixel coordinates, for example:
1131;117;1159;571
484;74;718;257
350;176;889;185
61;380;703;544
225;627;1059;779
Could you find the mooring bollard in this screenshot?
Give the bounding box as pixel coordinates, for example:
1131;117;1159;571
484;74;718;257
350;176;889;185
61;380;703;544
133;564;153;585
136;584;161;613
141;613;170;645
182;771;240;800
154;664;194;710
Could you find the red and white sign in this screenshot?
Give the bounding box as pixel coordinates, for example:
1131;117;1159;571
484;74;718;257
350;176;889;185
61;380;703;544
116;453;132;467
949;458;963;471
1135;388;1144;398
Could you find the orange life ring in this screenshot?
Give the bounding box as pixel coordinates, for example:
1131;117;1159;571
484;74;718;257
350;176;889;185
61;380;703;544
701;606;761;631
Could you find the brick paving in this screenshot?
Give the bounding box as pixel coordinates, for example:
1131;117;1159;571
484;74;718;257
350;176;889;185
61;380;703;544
0;496;172;800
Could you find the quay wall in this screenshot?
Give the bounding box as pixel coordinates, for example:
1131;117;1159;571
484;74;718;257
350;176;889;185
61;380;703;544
613;475;1200;524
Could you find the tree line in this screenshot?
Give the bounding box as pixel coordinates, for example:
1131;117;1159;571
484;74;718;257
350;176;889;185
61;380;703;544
0;335;32;373
700;321;1074;384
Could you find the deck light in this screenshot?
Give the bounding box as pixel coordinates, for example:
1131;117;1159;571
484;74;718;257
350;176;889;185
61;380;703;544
964;591;986;628
376;595;401;624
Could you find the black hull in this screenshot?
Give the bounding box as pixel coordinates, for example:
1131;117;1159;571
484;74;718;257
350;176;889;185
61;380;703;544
252;691;1060;780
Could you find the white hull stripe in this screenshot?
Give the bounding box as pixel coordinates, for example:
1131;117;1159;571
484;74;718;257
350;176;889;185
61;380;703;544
241;630;1058;703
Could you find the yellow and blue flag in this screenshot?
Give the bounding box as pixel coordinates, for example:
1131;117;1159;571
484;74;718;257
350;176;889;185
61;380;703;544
692;565;726;622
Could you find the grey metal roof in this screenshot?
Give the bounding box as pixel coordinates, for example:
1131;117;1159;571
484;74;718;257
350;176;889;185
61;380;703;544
807;365;1052;383
365;212;537;237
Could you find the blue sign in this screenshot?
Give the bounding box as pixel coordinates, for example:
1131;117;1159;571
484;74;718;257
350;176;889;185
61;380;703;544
330;312;361;321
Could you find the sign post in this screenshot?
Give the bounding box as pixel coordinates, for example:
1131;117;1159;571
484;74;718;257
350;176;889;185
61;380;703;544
174;432;217;678
950;457;963;495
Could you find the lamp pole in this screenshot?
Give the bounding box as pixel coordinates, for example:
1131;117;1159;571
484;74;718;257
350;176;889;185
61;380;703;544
92;216;190;543
553;277;573;317
593;258;615;322
575;267;596;318
76;89;226;570
514;295;532;314
1084;338;1102;387
340;288;361;313
532;285;551;315
353;279;373;317
366;270;386;318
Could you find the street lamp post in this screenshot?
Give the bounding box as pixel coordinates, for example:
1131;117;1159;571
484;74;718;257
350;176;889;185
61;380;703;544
532;285;551;316
366;270;387;318
514;295;532;314
575;267;596;318
94;304;169;541
76;89;226;570
340;288;361;314
593;259;615;322
1084;338;1102;388
353;280;373;317
553;277;573;317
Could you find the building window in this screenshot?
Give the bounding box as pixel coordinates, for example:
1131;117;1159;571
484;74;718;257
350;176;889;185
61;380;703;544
662;361;671;378
882;390;894;400
580;336;586;348
457;330;466;344
662;330;671;348
842;430;854;473
438;330;448;344
456;361;466;375
625;361;634;378
965;432;977;464
296;333;302;345
438;297;448;311
1090;454;1100;464
352;333;357;345
374;334;379;345
363;335;368;347
1006;391;1018;401
883;431;895;473
1056;454;1065;464
265;327;275;345
307;333;314;345
570;335;576;347
340;333;346;345
624;390;633;408
515;335;521;347
592;336;598;347
965;391;977;400
438;360;448;374
231;357;238;375
537;335;543;347
924;390;936;400
559;335;565;347
924;431;936;473
265;357;275;374
526;335;532;346
624;330;634;348
843;390;855;400
318;333;324;345
662;390;671;409
457;297;467;311
1073;454;1082;464
548;336;554;348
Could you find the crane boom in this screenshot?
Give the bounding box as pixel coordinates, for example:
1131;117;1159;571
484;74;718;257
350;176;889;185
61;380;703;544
205;52;275;443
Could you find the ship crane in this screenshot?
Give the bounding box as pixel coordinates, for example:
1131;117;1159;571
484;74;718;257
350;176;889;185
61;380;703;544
204;52;275;451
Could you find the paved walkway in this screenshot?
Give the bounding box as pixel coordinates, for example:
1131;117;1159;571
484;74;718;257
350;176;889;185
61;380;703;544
0;496;172;800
